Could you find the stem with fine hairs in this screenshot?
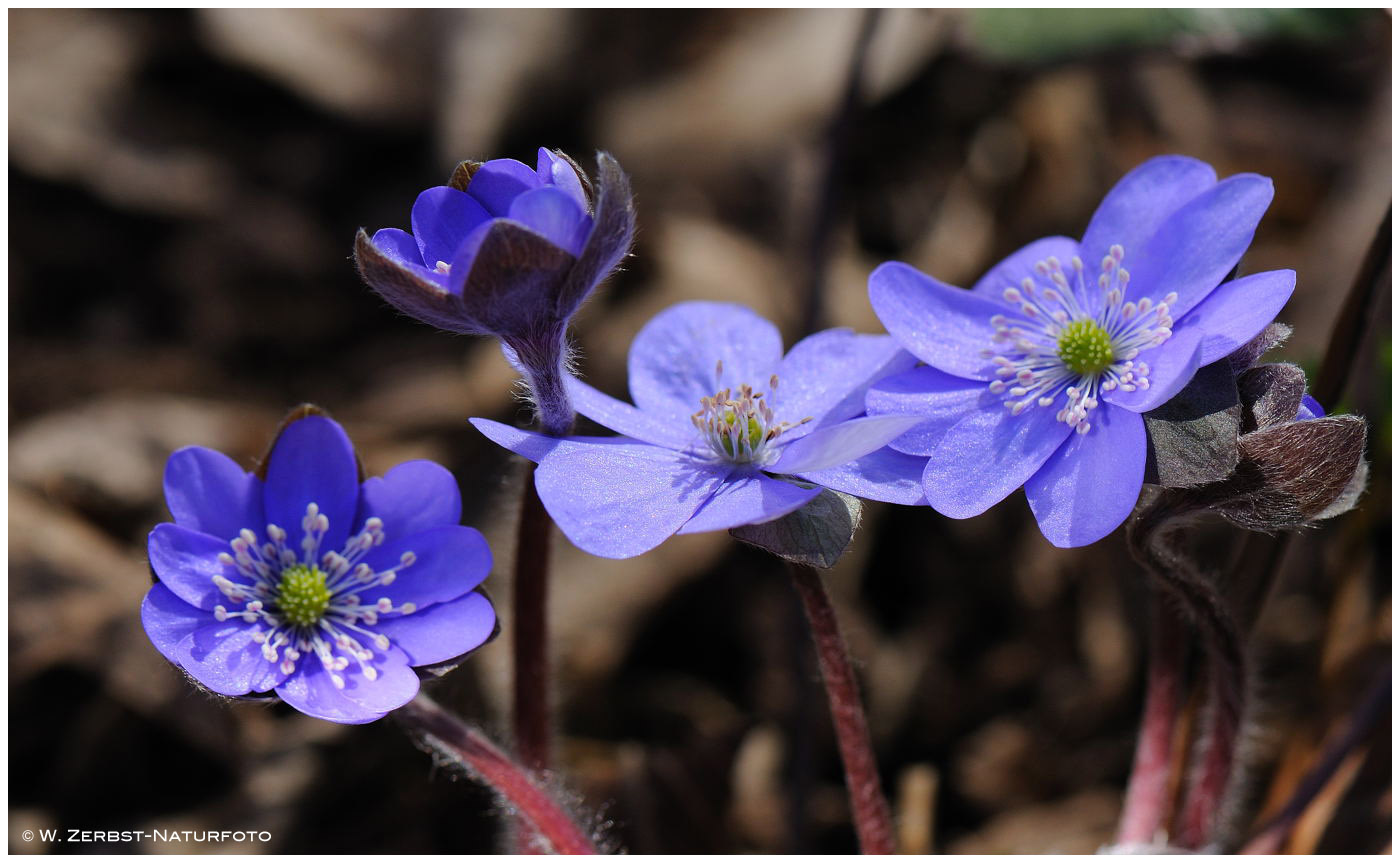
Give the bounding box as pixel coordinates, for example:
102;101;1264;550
395;694;598;854
787;562;896;854
1115;600;1187;846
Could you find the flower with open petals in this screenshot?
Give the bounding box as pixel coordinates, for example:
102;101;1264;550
141;411;495;724
472;302;923;558
867;155;1295;547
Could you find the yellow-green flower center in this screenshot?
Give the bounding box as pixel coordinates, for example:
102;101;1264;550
276;564;332;627
1056;319;1115;376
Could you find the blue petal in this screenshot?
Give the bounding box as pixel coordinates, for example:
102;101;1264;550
770;414;925;474
677;472;820;534
1103;330;1204;414
1024;402;1146;547
470;417;645;464
627;302;784;428
262;416;360;553
360;525;492;609
534;440;732;558
163;446;263;543
372;591;496;667
1126;174;1275;315
774;330;917;434
411;186;492;270
971;236;1083;303
175;620;285;696
1297;394;1325;420
356;461;463;540
537;147;589;210
796;447;929;505
1080;156;1218;276
509;187;591;256
564;377;695;449
466;158;544;217
148;523;242;610
1170;269;1295;365
921;392;1072;518
275;646;417;724
868;262;1002;380
866;366;986;457
370;227;428;267
141;583;211;666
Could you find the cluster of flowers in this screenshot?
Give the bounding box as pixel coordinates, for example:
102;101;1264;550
142;150;1345;725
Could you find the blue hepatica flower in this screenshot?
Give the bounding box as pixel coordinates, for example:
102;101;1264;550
355;148;633;341
866;155;1296;547
141;414;495;724
472;302;926;559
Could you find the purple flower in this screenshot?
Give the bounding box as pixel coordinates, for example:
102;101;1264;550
354;148;635;434
141;412;495;724
867;155;1295;547
471;302;924;558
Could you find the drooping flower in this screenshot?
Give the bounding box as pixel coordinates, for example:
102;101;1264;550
471;302;925;559
141;410;496;724
866;155;1296;547
354;148;635;434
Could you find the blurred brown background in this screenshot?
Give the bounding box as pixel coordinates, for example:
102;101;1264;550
9;8;1391;854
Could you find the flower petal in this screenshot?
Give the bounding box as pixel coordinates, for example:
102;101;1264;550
676;472;820;534
564;377;694;449
796;447;929;505
868;262;1002;380
1297;394;1325;421
361;525;492;609
537;147;589;210
534;440;732;558
465;157;544;217
627;302;784;427
372;591;496;667
141;583;211;665
865;366;987;457
275;646;417;724
1126;173;1274;314
970;236;1082;300
370;227;428;268
148;523;241;610
770;415;925;475
411;186;491;270
175;620;284;696
509;187;591;256
262;415;360;552
921;392;1073;518
337;644;421;714
1080;155;1218;273
1170;269;1295;365
163;446;263;543
774;330;917;433
555;151;634;318
356;461;463;540
470;417;645;463
1103;329;1204;414
1025;402;1146;547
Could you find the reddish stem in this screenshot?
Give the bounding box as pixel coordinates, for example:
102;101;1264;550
396;694;598;854
513;465;553;773
1176;659;1244;848
1116;600;1186;846
787;563;896;855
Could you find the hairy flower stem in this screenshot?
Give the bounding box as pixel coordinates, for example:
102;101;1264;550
1126;493;1247;849
1115;600;1187;846
513;466;555;774
787;563;895;854
396;694;598;854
